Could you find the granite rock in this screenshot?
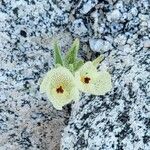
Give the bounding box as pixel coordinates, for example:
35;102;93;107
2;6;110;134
61;0;150;150
0;0;72;149
0;0;150;149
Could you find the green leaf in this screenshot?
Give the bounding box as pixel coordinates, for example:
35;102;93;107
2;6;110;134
53;40;64;66
73;59;84;71
64;38;80;66
92;55;104;67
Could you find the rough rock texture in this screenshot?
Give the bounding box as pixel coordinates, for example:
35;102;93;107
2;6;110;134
0;0;149;150
0;0;72;149
61;0;150;150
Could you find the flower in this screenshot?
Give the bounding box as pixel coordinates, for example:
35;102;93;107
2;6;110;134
40;67;79;110
75;61;112;95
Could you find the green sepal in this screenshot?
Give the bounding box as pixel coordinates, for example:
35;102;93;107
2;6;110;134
55;64;62;68
73;59;84;72
53;40;64;66
64;38;80;67
68;64;74;73
92;55;104;67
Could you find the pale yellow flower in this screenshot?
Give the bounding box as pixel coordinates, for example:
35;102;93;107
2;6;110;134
40;67;79;110
75;62;112;95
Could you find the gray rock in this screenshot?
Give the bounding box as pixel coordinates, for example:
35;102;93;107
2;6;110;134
114;34;127;46
70;19;88;36
138;14;149;21
0;0;71;149
1;0;149;149
130;7;138;16
61;41;150;150
107;9;122;21
61;0;150;150
77;0;98;14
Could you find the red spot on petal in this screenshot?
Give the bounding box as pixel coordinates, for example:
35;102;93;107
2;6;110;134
56;86;64;93
84;77;91;84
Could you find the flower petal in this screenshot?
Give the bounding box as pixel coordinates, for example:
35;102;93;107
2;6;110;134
75;61;112;95
70;87;80;102
93;71;112;95
40;71;51;93
77;61;97;75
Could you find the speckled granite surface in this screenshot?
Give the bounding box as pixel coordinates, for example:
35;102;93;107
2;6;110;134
0;0;72;149
0;0;150;150
61;0;150;150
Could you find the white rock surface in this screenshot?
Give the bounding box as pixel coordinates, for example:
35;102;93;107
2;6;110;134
0;0;150;149
61;0;150;150
144;40;150;48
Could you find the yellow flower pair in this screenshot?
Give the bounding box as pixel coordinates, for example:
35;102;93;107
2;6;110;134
40;39;112;110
